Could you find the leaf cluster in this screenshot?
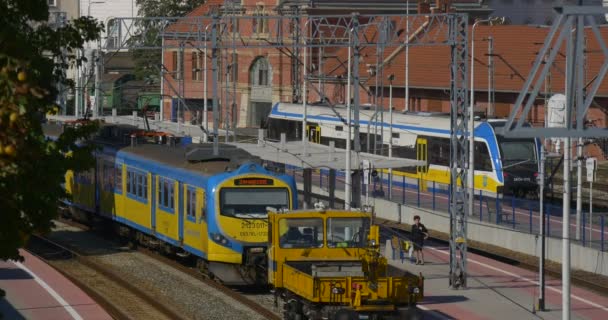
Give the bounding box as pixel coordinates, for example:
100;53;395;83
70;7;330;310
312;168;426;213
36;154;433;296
132;0;206;80
0;0;102;261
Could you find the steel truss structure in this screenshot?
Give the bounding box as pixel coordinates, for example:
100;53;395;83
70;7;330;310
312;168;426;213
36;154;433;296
503;6;608;138
104;11;469;287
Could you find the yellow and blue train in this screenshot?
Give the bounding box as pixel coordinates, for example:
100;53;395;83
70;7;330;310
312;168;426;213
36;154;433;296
47;122;297;285
267;102;541;198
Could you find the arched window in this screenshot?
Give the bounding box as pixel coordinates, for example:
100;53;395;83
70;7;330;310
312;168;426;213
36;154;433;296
250;57;270;86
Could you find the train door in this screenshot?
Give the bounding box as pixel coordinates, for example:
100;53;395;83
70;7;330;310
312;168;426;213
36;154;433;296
416;137;428;192
306;123;321;144
178;182;184;245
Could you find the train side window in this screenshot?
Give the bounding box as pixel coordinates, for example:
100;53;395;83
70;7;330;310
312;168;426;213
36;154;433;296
186;187;196;222
115;165;122;194
126;171;132;194
474;142;493;172
428;137;449;167
126;169;148;202
158;177;175;213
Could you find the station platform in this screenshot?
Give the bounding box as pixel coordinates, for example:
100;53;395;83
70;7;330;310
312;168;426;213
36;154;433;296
0;250;111;320
389;243;608;320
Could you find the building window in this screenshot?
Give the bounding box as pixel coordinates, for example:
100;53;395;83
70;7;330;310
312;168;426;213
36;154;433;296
227;53;238;83
335;125;343;132
172;51;183;80
126;168;148;203
48;0;57;7
251;57;270;86
186;187;197;222
254;5;269;34
158;177;175;213
192;51;204;81
107;19;119;49
392;132;400;139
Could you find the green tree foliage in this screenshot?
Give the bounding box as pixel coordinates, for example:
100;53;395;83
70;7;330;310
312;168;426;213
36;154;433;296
133;0;206;80
0;0;103;261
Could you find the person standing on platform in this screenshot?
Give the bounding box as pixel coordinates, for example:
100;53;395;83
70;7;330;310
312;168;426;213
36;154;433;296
411;215;429;265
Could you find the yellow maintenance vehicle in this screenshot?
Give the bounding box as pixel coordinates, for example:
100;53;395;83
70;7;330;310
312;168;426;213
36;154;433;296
268;207;424;320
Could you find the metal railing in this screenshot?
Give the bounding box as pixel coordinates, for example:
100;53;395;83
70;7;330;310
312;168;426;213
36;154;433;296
282;164;608;252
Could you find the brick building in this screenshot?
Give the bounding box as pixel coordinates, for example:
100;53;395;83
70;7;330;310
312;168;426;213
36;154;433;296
161;0;607;158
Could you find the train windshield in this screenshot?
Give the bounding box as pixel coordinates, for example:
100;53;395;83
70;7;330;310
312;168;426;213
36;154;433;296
220;188;289;218
499;140;537;165
327;217;370;248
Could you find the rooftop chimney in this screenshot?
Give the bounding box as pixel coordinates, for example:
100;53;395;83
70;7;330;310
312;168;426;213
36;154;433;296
418;1;431;14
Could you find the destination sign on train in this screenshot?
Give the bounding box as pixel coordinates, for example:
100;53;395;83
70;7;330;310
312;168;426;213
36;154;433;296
235;178;274;186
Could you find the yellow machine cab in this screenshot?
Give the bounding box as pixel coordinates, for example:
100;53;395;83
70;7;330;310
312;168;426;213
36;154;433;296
268;205;424;320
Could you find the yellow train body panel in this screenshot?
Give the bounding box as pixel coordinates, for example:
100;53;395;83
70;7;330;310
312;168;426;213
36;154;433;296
154;176;179;241
383;167;502;194
118;171;151;231
183;186;207;255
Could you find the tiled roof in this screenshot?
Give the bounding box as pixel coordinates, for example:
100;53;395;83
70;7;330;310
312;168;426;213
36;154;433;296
325;24;608;96
164;0;223;33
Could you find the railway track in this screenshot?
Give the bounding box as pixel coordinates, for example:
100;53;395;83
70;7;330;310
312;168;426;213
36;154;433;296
52;218;281;320
26;234;184;320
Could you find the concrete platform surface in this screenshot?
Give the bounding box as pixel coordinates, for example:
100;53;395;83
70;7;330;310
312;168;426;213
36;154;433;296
0;250;112;320
389;243;608;320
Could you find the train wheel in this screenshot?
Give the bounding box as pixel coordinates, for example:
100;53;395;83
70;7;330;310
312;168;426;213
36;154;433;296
283;299;305;320
333;309;359;320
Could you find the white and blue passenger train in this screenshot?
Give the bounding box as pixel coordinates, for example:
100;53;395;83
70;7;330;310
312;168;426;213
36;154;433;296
265;102;541;197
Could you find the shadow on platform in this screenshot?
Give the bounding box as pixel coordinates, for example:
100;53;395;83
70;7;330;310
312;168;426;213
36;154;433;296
0;268;33;280
422;295;468;304
0;298;26;320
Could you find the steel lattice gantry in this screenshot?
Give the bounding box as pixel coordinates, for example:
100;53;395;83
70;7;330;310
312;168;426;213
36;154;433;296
104;12;469;287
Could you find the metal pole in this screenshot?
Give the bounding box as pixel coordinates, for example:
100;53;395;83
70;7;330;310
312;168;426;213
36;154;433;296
538;119;546;311
302;26;308;144
211;15;220;156
590;181;593;243
562;14;578;319
469;21;478;218
405;0;409;112
487;36;494;117
389;77;393;199
203;45;208;141
352;14;362;209
576;138;583;240
94;50;100;117
160;36;165;121
345;32;352;210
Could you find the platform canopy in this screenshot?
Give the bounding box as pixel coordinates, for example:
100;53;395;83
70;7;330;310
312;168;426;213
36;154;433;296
228;140;423;170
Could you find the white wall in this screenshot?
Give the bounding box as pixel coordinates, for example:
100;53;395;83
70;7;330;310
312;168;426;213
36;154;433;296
79;0;139;51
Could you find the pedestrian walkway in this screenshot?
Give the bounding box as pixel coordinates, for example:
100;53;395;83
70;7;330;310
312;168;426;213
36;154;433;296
388;242;608;320
0;250;112;320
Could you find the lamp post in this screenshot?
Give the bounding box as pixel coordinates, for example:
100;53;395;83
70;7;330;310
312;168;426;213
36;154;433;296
469;16;503;217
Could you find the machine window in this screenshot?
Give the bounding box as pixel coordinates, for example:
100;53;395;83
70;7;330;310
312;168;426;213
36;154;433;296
279;218;324;248
500;141;537;165
327;218;370;248
220;187;289;218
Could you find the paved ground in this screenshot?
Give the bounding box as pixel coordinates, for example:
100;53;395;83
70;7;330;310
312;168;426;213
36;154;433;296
0;250;111;320
387;242;608;320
